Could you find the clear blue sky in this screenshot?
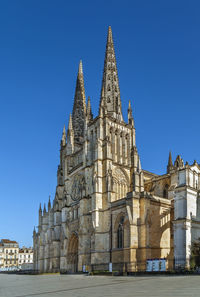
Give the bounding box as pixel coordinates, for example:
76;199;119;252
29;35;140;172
0;0;200;247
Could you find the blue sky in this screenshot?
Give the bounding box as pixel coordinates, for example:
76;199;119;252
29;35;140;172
0;0;200;247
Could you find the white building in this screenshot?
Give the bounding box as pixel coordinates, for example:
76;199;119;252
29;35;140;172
18;247;33;268
0;239;19;269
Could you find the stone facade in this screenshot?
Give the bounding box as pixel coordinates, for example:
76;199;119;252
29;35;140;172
33;27;200;273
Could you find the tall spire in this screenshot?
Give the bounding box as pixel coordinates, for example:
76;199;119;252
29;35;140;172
167;151;174;173
99;26;123;120
72;60;86;143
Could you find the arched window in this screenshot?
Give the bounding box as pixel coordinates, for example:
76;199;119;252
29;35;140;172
163;184;169;198
117;217;124;248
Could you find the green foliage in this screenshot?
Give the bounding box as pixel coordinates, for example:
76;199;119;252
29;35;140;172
190;239;200;270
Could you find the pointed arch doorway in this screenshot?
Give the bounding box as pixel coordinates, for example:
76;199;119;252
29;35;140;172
67;233;79;273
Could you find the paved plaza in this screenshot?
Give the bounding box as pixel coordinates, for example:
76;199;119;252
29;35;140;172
0;274;200;297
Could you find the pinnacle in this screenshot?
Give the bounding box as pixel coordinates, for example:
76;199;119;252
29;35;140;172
62;125;66;137
86;96;93;120
128;100;133;116
137;156;142;172
48;195;51;210
68;114;73;130
168;151;173;167
39;203;42;212
128;100;131;110
61;124;66;147
167;151;173;173
87;96;91;109
128;100;134;126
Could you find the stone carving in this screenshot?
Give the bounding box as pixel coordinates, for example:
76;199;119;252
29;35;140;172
113;168;128;184
70;174;86;201
113;168;128;200
106;167;113;191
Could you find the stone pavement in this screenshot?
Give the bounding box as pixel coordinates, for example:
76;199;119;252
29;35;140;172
0;274;200;297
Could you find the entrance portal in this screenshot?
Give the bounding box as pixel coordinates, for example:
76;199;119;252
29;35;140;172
67;233;78;273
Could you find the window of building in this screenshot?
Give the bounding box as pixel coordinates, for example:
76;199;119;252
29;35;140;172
163;184;169;198
117;217;124;249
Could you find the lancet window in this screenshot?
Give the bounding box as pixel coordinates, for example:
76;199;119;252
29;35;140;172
117;217;124;248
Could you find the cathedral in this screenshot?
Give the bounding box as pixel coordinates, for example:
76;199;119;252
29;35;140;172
33;27;200;273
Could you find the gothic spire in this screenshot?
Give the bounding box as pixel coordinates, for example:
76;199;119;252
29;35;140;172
167;151;173;173
99;26;123;120
72;60;86;143
39;203;42;214
86;96;93;121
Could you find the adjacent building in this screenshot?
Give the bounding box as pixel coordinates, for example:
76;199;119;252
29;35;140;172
33;27;200;273
0;243;4;269
18;247;33;270
0;239;33;270
18;247;33;265
0;239;19;268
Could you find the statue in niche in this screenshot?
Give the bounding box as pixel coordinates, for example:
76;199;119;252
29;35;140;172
93;170;99;192
145;209;152;227
106;168;113;191
57;165;63;186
